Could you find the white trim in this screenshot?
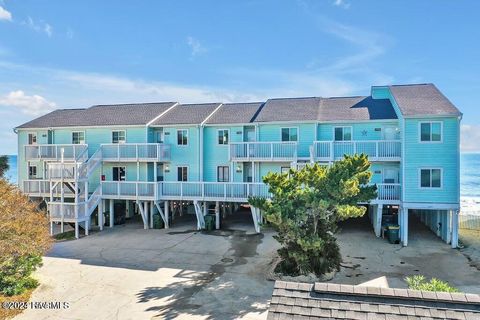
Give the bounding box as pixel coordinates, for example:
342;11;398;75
17;124;149;131
111;130;126;144
402;202;460;210
176;129;189;146
176;165;189;182
418;167;443;189
333;126;353;141
146;102;179;127
418;121;443;143
280;126;299;142
71;131;86;144
217;128;230;145
201;103;223;126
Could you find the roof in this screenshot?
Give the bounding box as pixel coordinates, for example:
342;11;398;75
150;103;221;125
254;97;321;122
16;102;177;129
268;281;480;320
318;96;397;121
204;102;264;124
388;84;462;117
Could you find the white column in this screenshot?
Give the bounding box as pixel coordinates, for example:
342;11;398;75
143;201;149;229
150;201;154;229
109;200;114;228
50;222;53;236
165;200;169;228
203;201;208;216
451;210;459;248
98;199;104;231
75;222;79;239
375;205;383;237
215;201;220;230
402;207;408;246
446;210;452;244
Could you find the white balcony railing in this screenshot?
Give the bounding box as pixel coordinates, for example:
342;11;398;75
101;143;171;162
376;183;401;201
48;202;86;221
23;179;77;197
101;181;157;200
312;140;401;161
230;142;297;161
25;144;88;161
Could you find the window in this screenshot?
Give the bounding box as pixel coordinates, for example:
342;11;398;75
334;127;352;141
218;129;229;145
112;167;126;181
177;166;188;181
177;129;188;145
28;133;37;145
281;127;298;142
28;164;37;178
217;166;230;182
420;122;442;142
420;168;442;188
112;130;126;144
72;131;85;144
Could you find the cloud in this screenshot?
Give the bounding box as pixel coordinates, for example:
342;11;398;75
22;17;53;37
186;36;207;57
66;28;74;39
0;5;11;21
0;90;57;116
333;0;350;9
461;124;480;152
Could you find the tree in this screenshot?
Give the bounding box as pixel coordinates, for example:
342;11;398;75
405;275;459;292
249;155;377;277
0;179;52;296
0;156;9;178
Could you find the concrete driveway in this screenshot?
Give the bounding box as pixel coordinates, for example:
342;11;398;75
16;213;279;320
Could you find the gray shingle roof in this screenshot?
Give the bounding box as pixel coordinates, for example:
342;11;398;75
150;103;221;125
254;97;321;122
268;281;480;320
389;84;462;117
204;102;263;124
319;96;398;121
16;102;177;128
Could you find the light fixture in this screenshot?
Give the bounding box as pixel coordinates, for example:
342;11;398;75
236;164;242;173
164;164;170;172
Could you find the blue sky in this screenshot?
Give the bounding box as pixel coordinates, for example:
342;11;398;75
0;0;479;154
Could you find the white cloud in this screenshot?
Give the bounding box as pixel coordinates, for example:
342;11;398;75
461;124;480;152
0;6;11;21
66;28;74;39
23;17;53;37
186;36;207;57
0;90;57;116
333;0;350;9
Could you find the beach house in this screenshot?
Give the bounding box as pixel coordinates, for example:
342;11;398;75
15;83;462;247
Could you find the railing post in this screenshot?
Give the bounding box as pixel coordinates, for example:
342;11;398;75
136;145;139;161
330;142;334;161
376;141;379;159
180;183;183;198
271;143;274;160
224;183;227;200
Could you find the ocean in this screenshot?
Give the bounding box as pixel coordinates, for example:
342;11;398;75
4;154;480;212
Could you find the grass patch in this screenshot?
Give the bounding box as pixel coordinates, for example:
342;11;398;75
0;289;34;319
53;230;76;241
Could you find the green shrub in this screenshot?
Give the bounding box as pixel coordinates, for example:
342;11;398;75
405;275;459;293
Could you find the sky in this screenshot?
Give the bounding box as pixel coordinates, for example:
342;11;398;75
0;0;479;154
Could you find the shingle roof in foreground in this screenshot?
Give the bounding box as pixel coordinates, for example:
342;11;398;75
16;102;177;128
204;102;264;124
150;103;221;125
388;83;462;117
268;281;480;320
253;97;321;122
319;96;397;121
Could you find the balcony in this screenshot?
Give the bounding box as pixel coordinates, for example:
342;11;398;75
376;183;401;202
229;142;297;162
312;140;401;162
25;144;87;161
101;143;171;162
101;181;157;200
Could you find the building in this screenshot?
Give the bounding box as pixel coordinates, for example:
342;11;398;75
15;83;462;246
267;280;480;319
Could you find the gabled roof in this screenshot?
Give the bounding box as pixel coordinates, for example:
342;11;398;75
268;281;480;320
388;83;461;117
318;96;398;121
150;103;221;125
253;97;321;122
16;102;177;129
204;102;263;124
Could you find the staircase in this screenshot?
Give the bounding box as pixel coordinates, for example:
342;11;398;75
47;147;103;238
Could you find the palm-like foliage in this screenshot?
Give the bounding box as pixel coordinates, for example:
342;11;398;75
0;155;9;178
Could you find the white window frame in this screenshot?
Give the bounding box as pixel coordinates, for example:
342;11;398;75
217;129;230;145
112;130;126;144
418;167;443;189
280;127;299;142
177;129;189;146
177;166;189;182
112;166;127;181
28;163;37;179
27;132;38;145
333;126;353;141
71;131;86;145
418;121;443;143
217;165;230;182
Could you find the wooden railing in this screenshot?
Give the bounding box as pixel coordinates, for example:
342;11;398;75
25;144;87;161
101;143;171;162
312;140;401;161
229;142;297;161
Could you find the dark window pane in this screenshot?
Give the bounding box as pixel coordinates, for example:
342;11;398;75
432;123;441;141
431;169;441;187
420;169;431;187
334;128;343;141
281;128;289;141
421;123;431;141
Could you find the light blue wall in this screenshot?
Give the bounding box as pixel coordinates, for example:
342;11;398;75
316;122;399;141
257;123;315;158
